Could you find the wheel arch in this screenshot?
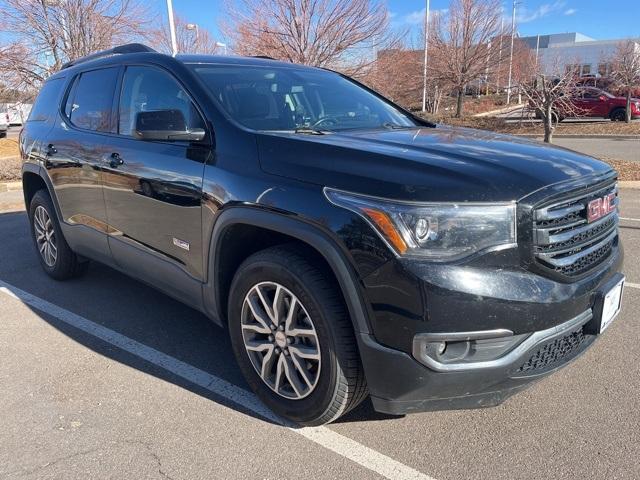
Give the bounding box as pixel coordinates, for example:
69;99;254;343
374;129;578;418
21;164;63;218
202;206;372;336
609;106;625;120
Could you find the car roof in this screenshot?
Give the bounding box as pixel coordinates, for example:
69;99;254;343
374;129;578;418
48;46;323;81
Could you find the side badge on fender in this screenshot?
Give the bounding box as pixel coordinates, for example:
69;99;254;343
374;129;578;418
173;238;190;251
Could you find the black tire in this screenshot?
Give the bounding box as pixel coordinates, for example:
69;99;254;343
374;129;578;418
228;245;367;426
610;108;626;122
28;189;88;280
0;131;6;138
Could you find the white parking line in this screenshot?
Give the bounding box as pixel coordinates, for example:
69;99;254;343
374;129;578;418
0;280;434;480
620;217;640;222
626;282;640;290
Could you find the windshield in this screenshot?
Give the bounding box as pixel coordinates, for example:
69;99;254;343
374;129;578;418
189;64;419;132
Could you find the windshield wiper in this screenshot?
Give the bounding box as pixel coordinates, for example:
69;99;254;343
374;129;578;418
294;127;326;135
383;122;411;130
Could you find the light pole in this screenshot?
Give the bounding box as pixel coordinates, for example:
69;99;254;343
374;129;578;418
186;23;199;52
166;0;178;56
506;0;519;104
421;0;431;113
216;42;228;55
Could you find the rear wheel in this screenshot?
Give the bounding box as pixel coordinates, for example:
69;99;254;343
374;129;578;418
28;189;88;280
228;245;367;425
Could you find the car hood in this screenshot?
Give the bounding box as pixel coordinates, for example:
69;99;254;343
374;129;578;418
256;125;613;202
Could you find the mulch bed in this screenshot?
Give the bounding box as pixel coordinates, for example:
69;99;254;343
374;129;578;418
0;138;21;181
0;156;21;182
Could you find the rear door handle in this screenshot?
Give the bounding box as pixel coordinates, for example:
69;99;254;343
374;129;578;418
108;152;124;168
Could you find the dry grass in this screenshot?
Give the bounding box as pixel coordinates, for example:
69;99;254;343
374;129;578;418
0;138;20;157
424;114;640;136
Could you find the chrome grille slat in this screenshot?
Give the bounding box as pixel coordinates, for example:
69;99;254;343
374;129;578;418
535;203;584;221
536;230;617;267
532;182;618;277
543;213;618;246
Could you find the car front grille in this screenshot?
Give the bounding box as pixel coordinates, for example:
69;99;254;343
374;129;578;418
517;327;587;373
532;182;618;278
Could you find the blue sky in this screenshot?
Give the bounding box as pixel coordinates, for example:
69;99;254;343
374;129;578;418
164;0;640;44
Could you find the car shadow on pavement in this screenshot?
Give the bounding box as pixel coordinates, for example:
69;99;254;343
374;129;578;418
0;211;398;426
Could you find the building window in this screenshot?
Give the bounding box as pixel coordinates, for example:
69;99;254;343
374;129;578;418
581;64;591;76
598;63;611;76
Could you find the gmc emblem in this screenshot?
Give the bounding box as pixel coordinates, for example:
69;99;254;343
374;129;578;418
587;193;616;223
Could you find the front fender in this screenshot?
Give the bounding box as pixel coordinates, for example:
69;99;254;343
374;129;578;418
201;205;373;336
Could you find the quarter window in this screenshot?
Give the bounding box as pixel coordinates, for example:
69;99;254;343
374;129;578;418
28;78;65;123
118;66;204;137
66;67;119;132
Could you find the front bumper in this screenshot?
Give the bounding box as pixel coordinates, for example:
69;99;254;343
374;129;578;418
359;308;601;415
357;247;624;415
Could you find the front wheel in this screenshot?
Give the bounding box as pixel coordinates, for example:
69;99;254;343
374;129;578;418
28;189;88;280
228;246;367;425
610;108;626;122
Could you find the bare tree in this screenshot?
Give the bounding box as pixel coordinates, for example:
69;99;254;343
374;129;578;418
429;0;507;117
518;62;583;143
149;16;221;55
0;0;151;91
221;0;399;75
611;40;640;123
363;47;446;113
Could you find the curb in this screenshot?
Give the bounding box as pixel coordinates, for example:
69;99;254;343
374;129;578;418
619;181;640;189
0;181;22;193
512;134;639;139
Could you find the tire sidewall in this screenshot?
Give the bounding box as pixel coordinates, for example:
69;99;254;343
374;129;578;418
228;259;343;424
28;191;68;278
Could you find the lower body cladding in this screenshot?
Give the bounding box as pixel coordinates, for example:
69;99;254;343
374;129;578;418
356;250;624;416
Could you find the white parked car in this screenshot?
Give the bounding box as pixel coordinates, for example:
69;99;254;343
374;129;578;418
0;103;32;126
0;110;8;138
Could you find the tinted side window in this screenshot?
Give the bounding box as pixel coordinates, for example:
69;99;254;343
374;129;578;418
68;67;118;132
28;78;65;122
118;66;204;136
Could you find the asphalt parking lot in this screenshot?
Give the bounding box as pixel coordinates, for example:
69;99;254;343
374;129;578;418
1;189;639;480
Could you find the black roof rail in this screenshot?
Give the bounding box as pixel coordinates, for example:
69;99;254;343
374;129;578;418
251;55;277;60
61;43;157;70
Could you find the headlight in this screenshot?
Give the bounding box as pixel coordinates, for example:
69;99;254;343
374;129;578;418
325;188;517;261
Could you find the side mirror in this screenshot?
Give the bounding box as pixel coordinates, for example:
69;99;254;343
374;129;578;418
134;110;205;142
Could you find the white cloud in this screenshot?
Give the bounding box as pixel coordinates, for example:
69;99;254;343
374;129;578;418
401;7;447;25
516;1;566;23
564;8;577;15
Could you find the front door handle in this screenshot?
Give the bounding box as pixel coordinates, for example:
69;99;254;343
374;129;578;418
109;152;124;168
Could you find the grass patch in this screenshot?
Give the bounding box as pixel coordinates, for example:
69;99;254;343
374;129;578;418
421;114;640;136
0;138;20;157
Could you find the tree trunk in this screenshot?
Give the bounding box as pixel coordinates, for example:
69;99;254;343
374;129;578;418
455;87;465;118
543;104;554;143
626;90;632;123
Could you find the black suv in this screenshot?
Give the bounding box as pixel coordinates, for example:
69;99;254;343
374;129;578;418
20;44;624;426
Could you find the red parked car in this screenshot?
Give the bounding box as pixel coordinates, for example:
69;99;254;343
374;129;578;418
534;87;640;121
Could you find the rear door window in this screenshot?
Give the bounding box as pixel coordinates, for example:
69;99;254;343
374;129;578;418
28;78;65;123
66;67;119;132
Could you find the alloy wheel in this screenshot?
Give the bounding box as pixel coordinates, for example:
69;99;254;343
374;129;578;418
33;205;57;267
241;281;321;400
